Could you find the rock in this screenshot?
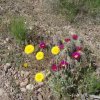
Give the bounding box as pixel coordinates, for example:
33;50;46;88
26;84;34;91
20;87;26;92
5;82;10;87
38;82;44;86
21;71;30;77
0;88;5;96
37;88;42;92
0;88;9;100
8;46;11;50
4;63;11;73
6;38;10;42
37;94;43;100
15;80;20;85
20;78;29;87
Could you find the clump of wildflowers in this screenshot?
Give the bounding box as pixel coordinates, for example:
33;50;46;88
23;32;97;99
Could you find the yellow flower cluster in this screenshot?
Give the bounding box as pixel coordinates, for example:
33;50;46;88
24;44;60;83
24;45;60;60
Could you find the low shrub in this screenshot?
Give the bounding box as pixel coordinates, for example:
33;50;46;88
10;17;27;44
45;0;100;22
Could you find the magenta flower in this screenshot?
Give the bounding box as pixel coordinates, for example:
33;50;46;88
72;34;78;40
72;52;81;60
39;42;46;49
51;64;58;71
65;38;70;43
59;44;64;50
76;46;82;51
59;60;68;68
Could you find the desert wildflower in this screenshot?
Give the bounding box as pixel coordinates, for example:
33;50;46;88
59;60;68;68
59;44;64;50
51;46;60;55
72;34;78;40
35;72;45;82
23;63;28;68
24;44;34;54
51;64;58;71
72;52;81;60
39;42;46;49
76;46;82;51
58;40;64;50
65;38;70;43
36;51;44;60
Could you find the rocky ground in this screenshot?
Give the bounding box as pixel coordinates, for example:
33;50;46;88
0;0;100;100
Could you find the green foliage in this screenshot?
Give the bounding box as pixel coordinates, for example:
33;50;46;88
58;0;100;21
48;34;100;99
82;72;100;94
10;17;27;44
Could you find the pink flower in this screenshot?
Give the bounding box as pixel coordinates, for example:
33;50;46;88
72;52;81;60
59;60;68;68
51;64;58;71
72;34;78;40
65;38;70;42
76;46;82;51
39;42;46;49
59;44;64;50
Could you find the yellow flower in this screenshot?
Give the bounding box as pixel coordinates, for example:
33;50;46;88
51;46;60;55
23;63;28;68
36;51;44;60
35;72;45;82
24;44;34;54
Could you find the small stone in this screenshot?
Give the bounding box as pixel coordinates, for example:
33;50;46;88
0;88;9;100
20;87;26;92
4;63;11;73
5;82;10;87
29;26;33;30
26;84;34;91
21;71;30;77
37;94;43;100
20;78;28;87
4;40;6;44
37;88;42;92
8;46;11;50
0;88;5;96
6;38;10;42
38;82;44;86
15;80;20;85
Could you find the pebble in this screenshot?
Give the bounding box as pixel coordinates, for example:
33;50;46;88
4;63;11;73
0;88;9;100
0;88;5;96
20;78;29;87
26;84;34;91
20;87;26;92
21;71;30;77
